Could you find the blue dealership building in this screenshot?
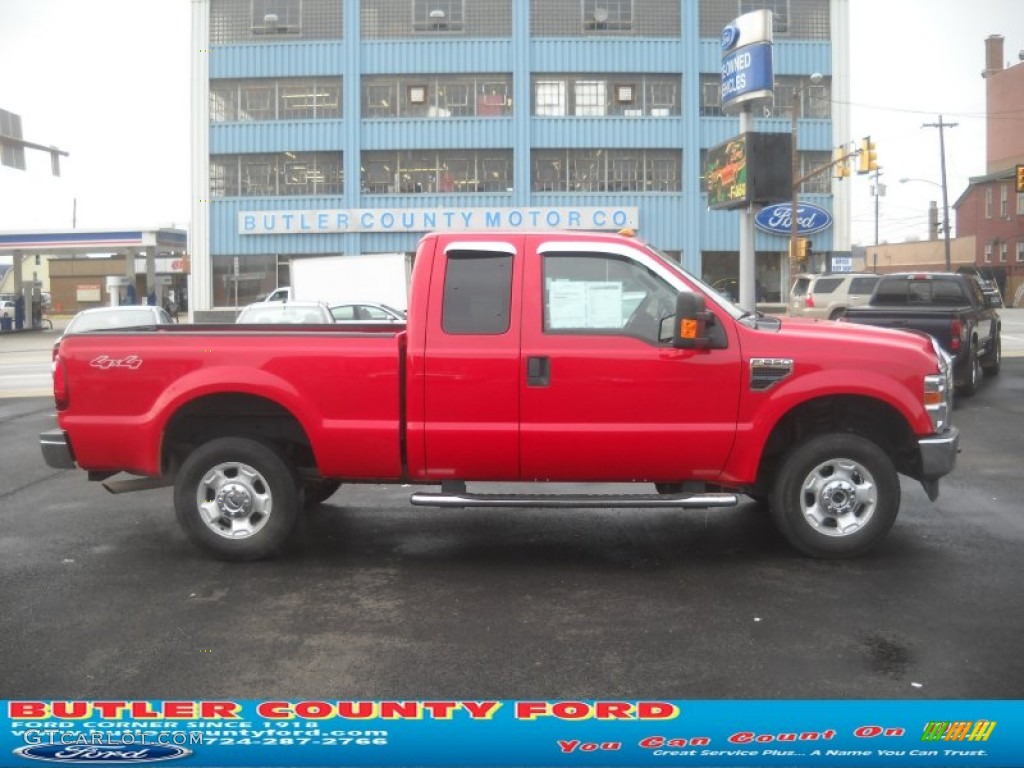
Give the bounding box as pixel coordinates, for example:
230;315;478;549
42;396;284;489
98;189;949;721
189;0;850;315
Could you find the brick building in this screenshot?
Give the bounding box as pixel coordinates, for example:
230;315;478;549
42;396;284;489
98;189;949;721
952;34;1024;306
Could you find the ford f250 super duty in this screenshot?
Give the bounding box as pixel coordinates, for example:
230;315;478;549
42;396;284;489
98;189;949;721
41;230;959;561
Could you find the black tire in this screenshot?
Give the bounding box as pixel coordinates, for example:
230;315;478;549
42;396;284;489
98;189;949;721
303;478;341;507
655;482;684;495
982;334;1001;378
828;308;846;321
174;437;301;561
957;342;981;397
770;434;900;558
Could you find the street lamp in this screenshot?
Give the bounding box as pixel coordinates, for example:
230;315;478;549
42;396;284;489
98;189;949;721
900;177;950;269
790;73;823;278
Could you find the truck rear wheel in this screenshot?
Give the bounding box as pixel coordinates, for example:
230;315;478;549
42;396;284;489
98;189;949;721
174;437;301;561
770;434;899;558
982;335;1001;377
957;342;981;397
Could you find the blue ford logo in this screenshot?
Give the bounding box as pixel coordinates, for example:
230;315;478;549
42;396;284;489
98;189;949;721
721;24;740;50
754;202;833;236
13;745;191;764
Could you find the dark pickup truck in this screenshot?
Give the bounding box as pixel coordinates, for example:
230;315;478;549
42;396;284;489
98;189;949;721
843;272;1001;396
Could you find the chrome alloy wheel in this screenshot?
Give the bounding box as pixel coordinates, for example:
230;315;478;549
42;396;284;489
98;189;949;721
799;457;877;537
196;461;273;539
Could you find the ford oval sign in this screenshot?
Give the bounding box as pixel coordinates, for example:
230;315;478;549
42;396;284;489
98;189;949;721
754;202;833;236
14;744;191;764
721;24;740;51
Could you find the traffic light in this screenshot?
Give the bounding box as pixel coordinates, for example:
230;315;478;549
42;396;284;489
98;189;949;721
790;238;811;261
834;147;851;179
858;137;878;174
1016;164;1024;194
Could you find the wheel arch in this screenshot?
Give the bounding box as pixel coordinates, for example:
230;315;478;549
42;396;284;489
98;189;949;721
161;392;315;479
753;395;921;497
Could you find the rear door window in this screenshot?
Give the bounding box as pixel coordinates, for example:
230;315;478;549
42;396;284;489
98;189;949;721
811;277;843;294
848;276;879;294
442;250;514;335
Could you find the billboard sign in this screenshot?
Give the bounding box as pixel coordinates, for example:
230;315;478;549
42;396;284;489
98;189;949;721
705;133;793;211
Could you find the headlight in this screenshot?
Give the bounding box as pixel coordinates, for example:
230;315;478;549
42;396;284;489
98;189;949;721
924;338;954;431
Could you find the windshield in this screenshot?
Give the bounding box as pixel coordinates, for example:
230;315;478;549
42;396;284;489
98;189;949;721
641;242;747;320
66;308;162;334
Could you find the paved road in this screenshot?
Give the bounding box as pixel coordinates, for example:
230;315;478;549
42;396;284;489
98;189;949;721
0;353;1022;700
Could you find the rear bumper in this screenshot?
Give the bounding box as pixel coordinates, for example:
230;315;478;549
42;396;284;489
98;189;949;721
40;429;76;469
919;427;960;480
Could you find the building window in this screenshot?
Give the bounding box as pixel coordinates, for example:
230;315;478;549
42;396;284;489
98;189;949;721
799;152;831;194
1017;239;1024;262
699;0;829;39
212;253;278;307
740;0;789;33
985;187;993;218
363;0;509;38
1000;184;1009;217
772;76;831;119
531;149;681;193
362;75;511;118
211;78;342;122
533;74;679;117
574;81;607;116
700;76;722;117
999;242;1008;263
583;0;632;32
210;0;342;42
1017;191;1024;216
984;243;992;263
210;152;343;196
413;0;464;32
533;0;677;36
535;81;567;116
361;150;512;194
252;0;301;34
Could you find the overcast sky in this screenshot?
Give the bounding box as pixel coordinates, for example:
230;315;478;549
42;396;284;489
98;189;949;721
1;0;1022;247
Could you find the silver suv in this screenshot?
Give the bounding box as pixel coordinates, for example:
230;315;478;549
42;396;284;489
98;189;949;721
788;273;881;320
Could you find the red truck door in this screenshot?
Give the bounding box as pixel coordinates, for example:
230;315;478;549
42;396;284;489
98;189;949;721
518;239;743;481
418;237;524;480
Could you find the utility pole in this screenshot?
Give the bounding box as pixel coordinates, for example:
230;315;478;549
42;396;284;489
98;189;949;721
923;116;957;271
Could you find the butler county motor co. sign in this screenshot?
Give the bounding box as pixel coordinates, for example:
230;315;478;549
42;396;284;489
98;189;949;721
239;207;639;235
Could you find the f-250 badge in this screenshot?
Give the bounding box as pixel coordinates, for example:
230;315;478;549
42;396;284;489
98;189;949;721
90;355;143;370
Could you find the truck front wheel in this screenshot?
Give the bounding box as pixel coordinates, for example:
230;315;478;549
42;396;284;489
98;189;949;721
770;434;899;558
174;437;301;561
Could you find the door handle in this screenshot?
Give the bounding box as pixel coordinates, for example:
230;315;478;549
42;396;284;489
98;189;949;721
526;356;550;387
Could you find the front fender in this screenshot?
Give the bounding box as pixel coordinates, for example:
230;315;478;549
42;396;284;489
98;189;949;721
720;365;930;487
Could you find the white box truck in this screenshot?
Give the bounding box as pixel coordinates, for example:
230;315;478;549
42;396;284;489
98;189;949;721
263;253;411;310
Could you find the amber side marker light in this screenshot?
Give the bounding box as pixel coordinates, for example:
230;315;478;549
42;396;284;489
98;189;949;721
617;227;636;237
681;319;699;339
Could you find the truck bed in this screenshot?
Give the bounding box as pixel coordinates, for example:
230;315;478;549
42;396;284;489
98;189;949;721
53;324;406;480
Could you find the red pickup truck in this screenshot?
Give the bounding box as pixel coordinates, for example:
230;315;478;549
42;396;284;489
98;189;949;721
41;230;959;561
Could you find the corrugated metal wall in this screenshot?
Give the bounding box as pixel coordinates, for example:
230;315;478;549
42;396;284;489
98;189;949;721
196;0;844;308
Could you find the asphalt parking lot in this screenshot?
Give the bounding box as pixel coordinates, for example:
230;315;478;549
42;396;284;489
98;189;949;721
1;315;1023;701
